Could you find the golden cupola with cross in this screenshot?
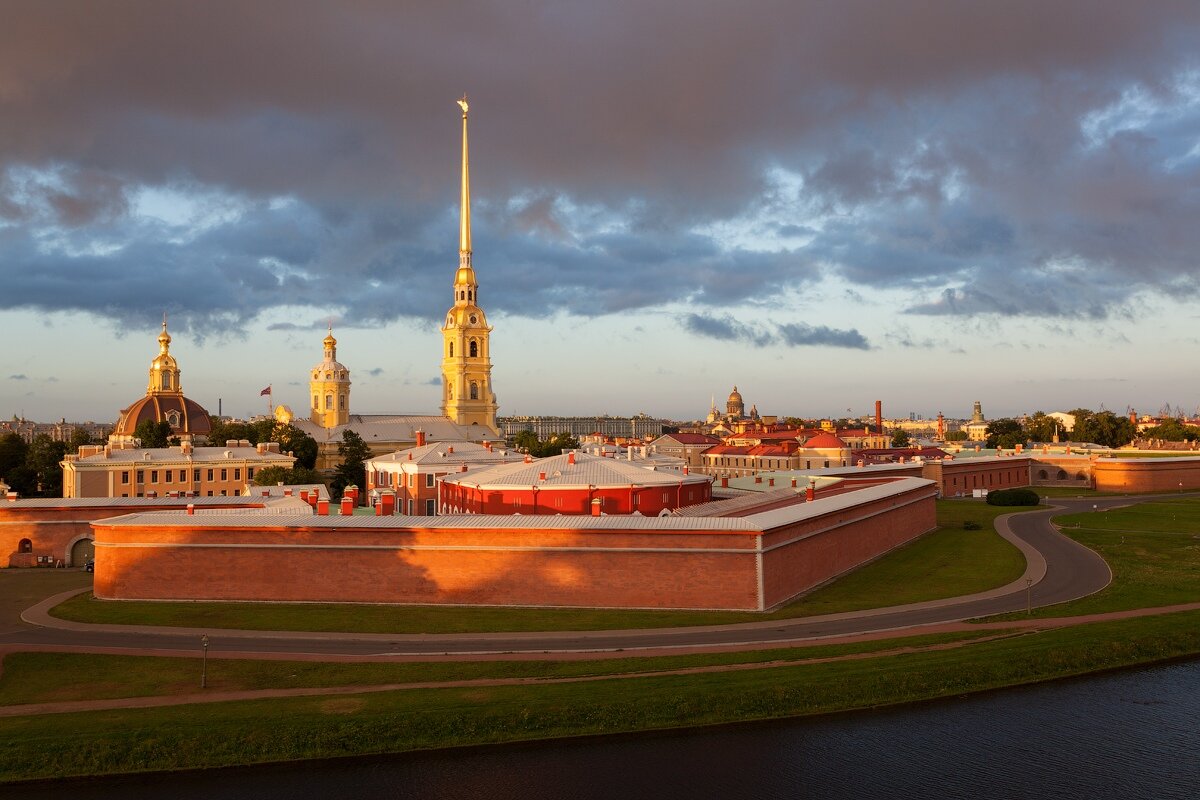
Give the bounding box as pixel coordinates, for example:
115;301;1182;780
111;316;213;444
441;95;499;434
310;326;351;428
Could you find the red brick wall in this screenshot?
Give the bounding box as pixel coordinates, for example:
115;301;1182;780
924;458;1031;496
93;523;761;610
0;501;255;566
91;479;937;611
1092;458;1200;492
760;482;937;608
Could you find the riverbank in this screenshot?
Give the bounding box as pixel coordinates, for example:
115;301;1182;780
2;608;1198;783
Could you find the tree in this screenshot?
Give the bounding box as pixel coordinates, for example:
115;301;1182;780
68;427;94;450
272;423;318;469
890;429;911;448
1024;411;1061;443
1142;418;1198;442
513;429;539;453
254;465;326;487
944;430;969;442
0;432;35;495
26;434;69;497
133;419;172;448
984;419;1025;449
1072;410;1135;448
331;429;372;501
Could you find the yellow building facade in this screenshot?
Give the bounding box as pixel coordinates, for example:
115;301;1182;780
309;327;351;428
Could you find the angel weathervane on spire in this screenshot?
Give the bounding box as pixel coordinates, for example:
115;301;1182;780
457;94;469;115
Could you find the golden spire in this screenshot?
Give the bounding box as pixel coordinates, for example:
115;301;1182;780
457;94;471;261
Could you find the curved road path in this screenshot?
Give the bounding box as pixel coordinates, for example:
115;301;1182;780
0;495;1164;659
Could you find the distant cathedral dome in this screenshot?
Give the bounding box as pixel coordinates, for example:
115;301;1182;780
726;385;746;418
112;319;212;442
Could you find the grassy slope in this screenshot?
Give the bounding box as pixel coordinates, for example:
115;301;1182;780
2;611;1197;783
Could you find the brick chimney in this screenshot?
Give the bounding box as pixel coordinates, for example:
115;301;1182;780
415;430;426;447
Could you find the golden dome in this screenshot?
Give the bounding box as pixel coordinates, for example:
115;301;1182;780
323;331;337;348
728;385;743;403
455;265;477;286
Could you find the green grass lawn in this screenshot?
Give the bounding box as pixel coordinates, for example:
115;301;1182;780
2;610;1196;784
0;629;993;707
49;500;1027;633
0;570;92;632
987;498;1200;620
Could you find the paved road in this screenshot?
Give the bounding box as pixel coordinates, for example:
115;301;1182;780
0;496;1150;658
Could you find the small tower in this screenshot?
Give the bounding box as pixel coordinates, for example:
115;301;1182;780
441;95;498;433
310;326;351;428
147;316;181;395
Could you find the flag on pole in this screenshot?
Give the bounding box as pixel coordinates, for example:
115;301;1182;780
260;386;272;396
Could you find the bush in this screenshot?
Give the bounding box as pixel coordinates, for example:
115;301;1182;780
986;488;1040;506
963;520;982;530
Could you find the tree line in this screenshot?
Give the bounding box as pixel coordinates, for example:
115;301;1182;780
981;408;1193;450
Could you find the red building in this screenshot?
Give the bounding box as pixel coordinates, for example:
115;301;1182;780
364;437;525;516
439;451;713;516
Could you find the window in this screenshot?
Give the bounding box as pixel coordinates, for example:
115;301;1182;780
247;467;254;479
339;394;345;410
313;395;319;409
469;340;478;357
164;470;172;483
193;469;200;482
136;470;144;483
407;499;414;515
206;469;214;481
470;382;478;400
425;499;436;516
425;473;434;488
121;471;129;484
325;394;333;410
220;490;227;496
220;469;227;481
449;342;454;357
150;470;158;483
234;468;241;481
18;539;31;554
206;491;213;497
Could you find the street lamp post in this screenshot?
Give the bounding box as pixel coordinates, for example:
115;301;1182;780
201;634;209;689
1025;578;1033;616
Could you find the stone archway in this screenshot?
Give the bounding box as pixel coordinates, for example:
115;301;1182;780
68;536;95;567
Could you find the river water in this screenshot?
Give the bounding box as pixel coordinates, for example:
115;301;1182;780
12;660;1199;799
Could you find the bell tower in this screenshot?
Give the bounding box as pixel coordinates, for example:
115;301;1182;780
147;315;182;395
441;96;498;433
309;326;351;428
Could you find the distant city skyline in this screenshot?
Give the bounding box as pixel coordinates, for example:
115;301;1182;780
4;3;1199;424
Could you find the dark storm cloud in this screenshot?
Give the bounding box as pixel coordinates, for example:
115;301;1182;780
778;323;869;350
8;374;28;381
2;1;1199;335
683;313;869;350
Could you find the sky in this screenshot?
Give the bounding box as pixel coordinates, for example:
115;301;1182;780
3;1;1200;424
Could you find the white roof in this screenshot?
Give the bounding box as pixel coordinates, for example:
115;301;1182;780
366;441;524;470
71;446;295;466
97;477;936;534
442;451;712;490
291;414;491;444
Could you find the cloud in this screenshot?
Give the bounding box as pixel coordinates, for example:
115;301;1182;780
0;1;1198;336
366;367;384;376
8;374;28;380
778;323;870;350
683;313;870;350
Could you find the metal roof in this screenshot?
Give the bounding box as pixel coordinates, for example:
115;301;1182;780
0;495;268;510
442;451;711;490
96;477;936;534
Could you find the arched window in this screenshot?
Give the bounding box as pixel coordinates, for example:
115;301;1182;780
313;395;319;409
18;538;32;553
339;394;346;410
448;384;454;400
449;341;454;357
1057;469;1068;480
325;394;333;410
470;382;479;400
161;374;170;390
1038;469;1048;480
469;340;478;358
325;372;332;379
